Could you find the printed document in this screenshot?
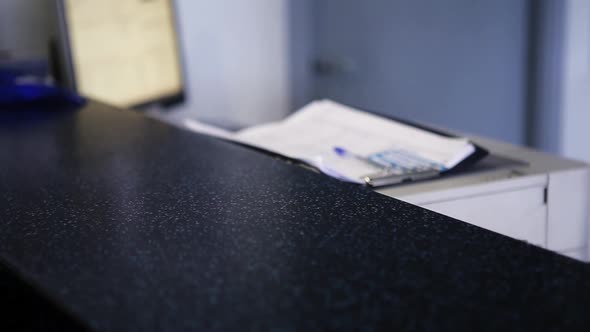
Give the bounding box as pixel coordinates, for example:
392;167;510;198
185;100;475;184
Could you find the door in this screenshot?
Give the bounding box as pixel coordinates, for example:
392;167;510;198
311;0;530;144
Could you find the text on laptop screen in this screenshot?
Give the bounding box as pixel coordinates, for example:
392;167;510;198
63;0;183;107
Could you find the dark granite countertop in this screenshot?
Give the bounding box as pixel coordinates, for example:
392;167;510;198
1;101;589;331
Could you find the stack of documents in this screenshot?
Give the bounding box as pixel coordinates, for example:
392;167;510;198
185;100;478;186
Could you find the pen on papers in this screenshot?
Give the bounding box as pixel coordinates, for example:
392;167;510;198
334;146;440;187
332;146;441;187
362;169;440;187
333;146;386;170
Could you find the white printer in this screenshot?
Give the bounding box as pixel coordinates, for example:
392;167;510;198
377;133;590;261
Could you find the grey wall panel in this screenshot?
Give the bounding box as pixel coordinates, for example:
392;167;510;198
312;0;530;144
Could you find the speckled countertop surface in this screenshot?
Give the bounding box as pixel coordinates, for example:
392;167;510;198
1;102;590;331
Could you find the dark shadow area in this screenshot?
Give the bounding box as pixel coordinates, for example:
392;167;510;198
0;263;89;331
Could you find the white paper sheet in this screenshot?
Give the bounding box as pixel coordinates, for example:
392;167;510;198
185;100;475;184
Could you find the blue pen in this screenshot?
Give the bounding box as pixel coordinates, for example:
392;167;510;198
333;146;389;170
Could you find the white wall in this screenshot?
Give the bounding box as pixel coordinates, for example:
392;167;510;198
0;0;53;57
172;0;291;128
0;0;292;128
561;0;590;163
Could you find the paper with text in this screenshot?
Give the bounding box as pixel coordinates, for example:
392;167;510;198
185;100;475;184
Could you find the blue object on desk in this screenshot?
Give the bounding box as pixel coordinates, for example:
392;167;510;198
0;69;85;110
0;84;86;110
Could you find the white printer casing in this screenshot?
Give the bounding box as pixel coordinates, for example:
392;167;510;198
377;134;590;261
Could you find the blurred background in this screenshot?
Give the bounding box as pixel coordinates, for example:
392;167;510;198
1;0;588;162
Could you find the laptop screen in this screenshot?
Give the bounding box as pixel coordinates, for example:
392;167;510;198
59;0;183;108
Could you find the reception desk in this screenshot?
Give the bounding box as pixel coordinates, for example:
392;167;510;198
1;101;589;331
